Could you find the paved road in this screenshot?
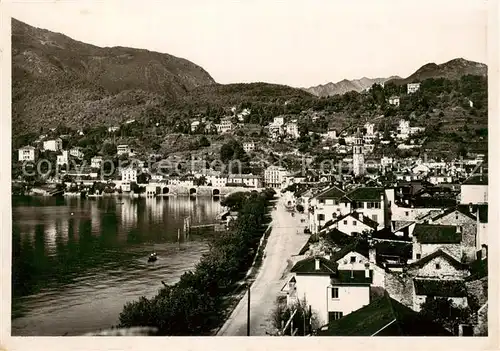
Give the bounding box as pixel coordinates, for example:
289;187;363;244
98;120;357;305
217;196;309;336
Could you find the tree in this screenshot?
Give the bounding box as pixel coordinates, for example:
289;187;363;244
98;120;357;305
270;297;320;336
102;142;117;156
198;136;210;148
419;297;472;335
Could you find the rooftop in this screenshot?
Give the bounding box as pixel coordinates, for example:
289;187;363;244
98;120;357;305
345;187;384;202
290;256;338;275
406;248;468;270
412;224;461;244
315;186;345;200
331;270;373;285
317;292;452;336
414;279;467;297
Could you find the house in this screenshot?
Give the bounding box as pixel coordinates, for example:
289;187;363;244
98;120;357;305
364;123;375;135
91;156;103;169
460;173;488;204
317;292;452;336
43;138;63;152
227;174;263;188
263;165;289;189
342;187;386;228
411;224;463;261
120;166;138;183
407;83;421;94
329;241;385;287
429;205;483;262
108;126;119;133
287;256;371;326
285;120;300;139
18;146;36;162
388;95;400;106
273;116;285;126
190;120;201;132
117;145;134;157
322;212;378;236
380;156;393;168
243;141;255;153
56;150;69;166
215;118;233;134
428;173;453;185
69;147;84;159
309;186;347;233
385;248;470;312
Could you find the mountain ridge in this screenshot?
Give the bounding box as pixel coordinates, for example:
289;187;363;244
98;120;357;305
303;76;401;97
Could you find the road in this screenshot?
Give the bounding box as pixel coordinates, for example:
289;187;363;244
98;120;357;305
217;195;309;336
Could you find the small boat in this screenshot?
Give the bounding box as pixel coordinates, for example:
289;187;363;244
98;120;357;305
148;252;158;263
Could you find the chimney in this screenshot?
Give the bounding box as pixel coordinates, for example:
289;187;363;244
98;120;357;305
364;263;370;278
369;247;376;264
325;254;331;260
469;203;474;214
315;258;320;271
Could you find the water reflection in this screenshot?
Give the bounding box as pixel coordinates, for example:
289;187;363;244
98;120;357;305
11;196;221;335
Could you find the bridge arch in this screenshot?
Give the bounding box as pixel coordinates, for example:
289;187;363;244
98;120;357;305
162;187;169;194
189;188;197;195
212;188;220;196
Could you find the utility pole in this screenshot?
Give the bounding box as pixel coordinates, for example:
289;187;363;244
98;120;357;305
247;284;251;336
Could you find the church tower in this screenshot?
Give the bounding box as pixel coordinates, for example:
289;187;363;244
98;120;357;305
353;128;365;177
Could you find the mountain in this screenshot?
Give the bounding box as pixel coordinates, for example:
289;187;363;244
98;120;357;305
387;58;487;85
303;76;401;97
12;18;216;134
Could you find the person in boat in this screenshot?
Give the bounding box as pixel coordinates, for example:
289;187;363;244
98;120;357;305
148;252;157;262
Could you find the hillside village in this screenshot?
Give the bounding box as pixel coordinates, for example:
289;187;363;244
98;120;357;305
13;81;489;337
11;18;489;338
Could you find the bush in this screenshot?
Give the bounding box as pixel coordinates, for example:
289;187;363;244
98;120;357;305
270;297;320;336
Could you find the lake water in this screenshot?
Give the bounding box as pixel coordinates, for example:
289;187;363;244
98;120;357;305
11;196;222;336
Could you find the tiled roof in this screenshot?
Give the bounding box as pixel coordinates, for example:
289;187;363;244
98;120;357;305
315;186;345;200
414;279;467;297
432;205;488;223
412;224;461;244
406;249;468;270
345;187;384;202
317;292;452;336
331;270;373;285
331;240;370;262
290;256;338;274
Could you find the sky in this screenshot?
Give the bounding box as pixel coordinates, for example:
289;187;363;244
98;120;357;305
7;0;488;87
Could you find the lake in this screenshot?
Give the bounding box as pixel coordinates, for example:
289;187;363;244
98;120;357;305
11;195;222;336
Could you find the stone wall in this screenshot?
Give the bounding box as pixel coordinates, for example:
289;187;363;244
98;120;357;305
466;276;488;308
384;272;413;308
432;213;477;262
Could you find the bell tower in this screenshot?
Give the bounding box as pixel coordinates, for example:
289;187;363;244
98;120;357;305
353;128;365;177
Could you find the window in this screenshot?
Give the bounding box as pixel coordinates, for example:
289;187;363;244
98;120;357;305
372;215;378;222
416;253;421;259
350;256;356;263
435;263;441;270
329;311;343;321
353;221;357;226
318;214;325;221
405;211;409;217
331;287;339;299
343;220;348;225
319;199;325;204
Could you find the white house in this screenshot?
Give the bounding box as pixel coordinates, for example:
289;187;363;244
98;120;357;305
364;123;375;135
228;174;262;188
322;212;378;236
215;118;233;134
190;120;201;132
381;156;393;168
69;147;84;159
108;126;119;133
117;145;134;157
43;138;63;152
407;83;421;94
388;96;400;106
18;146;36;162
264;166;289;189
273;116;285;126
120;166;138;183
286;256;371;326
286;120;300;139
56;150;69;167
460;174;488;204
91;156;103;169
243;141;255;153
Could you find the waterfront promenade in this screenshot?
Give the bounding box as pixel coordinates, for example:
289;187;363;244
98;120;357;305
217;195;309;336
